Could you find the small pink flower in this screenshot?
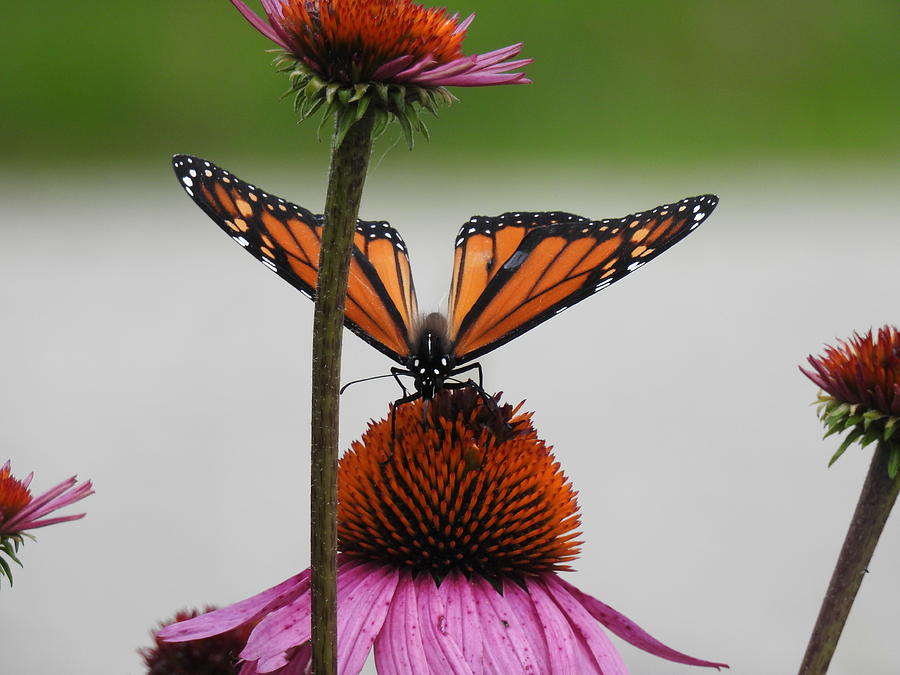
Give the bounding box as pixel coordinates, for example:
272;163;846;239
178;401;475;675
0;460;93;584
801;326;900;470
160;392;726;673
230;0;531;88
0;460;93;534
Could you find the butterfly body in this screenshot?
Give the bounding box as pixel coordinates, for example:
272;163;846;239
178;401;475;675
172;155;718;408
403;312;458;401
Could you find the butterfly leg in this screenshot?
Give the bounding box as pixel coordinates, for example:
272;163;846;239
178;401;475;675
390;367;412;397
386;390;421;463
449;362;485;391
447;362;510;432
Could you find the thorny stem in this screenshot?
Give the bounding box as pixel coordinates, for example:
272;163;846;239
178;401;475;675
798;442;900;675
310;108;375;675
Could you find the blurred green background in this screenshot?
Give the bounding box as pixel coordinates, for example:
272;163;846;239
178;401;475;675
3;0;897;172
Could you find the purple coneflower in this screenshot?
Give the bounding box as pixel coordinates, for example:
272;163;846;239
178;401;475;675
0;459;94;584
231;0;530;87
159;391;726;673
799;329;900;670
229;0;531;142
801;325;900;470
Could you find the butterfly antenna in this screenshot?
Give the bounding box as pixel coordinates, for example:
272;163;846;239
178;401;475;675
340;372;396;395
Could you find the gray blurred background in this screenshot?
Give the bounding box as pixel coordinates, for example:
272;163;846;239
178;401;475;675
2;0;899;673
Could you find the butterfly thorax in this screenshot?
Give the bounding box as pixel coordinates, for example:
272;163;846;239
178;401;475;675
407;312;456;400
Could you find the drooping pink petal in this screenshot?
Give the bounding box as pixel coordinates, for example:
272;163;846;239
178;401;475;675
554;576;728;669
337;563;400;675
4;477;79;525
13;513;86;529
374;570;430;673
414;573;473;674
394;56;440;82
481;58;533;73
284;644;313;674
241;594;310;670
437;571;484;668
501;579;551;673
229;0;290;49
158;570;311;642
530;576;627;675
412;55;478;82
4;480;92;531
372;55;417;80
241;559;375;664
471;575;541;673
431;72;531;87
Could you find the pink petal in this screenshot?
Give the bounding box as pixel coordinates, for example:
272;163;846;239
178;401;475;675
242;560;374;663
501;580;552;673
229;0;290;49
284;644;313;674
158;570;311;642
260;0;285;18
481;58;533;73
14;513;86;529
257;651;292;672
337;564;400;675
470;43;527;69
7;477;78;522
554;576;728;669
372;54;416;80
4;477;93;532
242;594;310;669
415;574;473;674
413;56;479;82
394;56;439;81
374;570;429;673
432;72;531;87
530;576;627;675
453;13;475;35
471;576;540;673
437;571;484;668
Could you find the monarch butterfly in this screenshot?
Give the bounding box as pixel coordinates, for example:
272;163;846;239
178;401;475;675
173;155;717;409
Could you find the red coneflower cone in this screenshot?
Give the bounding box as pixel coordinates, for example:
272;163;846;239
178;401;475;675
799;326;900;674
159;390;726;673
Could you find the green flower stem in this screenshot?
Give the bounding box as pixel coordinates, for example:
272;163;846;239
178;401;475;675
798;441;900;675
310;108;375;675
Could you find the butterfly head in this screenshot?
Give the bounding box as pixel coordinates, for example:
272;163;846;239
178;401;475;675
407;312;455;400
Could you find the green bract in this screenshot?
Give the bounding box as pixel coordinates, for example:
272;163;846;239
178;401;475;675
277;52;458;148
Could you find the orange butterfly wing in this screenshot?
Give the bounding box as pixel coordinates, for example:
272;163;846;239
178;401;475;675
172;155;417;363
447;212;548;340
449;196;718;362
